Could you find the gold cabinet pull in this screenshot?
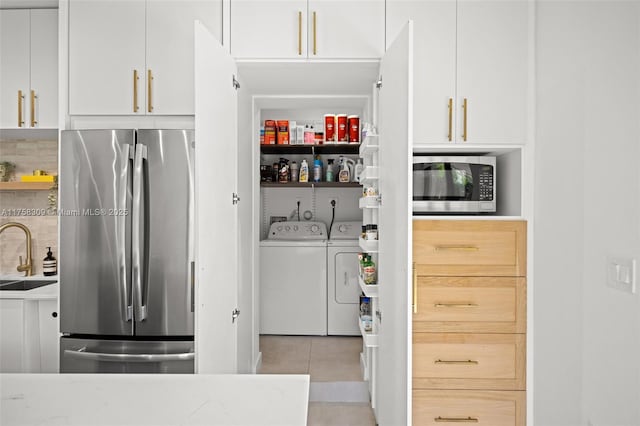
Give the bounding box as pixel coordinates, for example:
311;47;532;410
133;70;139;112
434;359;479;365
147;69;153;113
17;90;24;127
313;11;317;55
462;98;468;141
434;303;478;308
434;245;479;252
412;262;418;314
30;90;37;127
298;11;302;55
435;417;479;423
447;98;453;141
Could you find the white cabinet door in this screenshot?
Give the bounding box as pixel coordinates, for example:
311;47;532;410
308;0;384;59
457;0;529;144
30;9;58;128
69;0;146;115
375;21;412;426
38;300;59;373
195;21;239;373
231;0;307;59
0;10;30;128
0;300;25;373
146;0;222;115
386;0;457;145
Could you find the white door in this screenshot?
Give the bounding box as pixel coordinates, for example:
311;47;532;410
457;0;529;144
308;0;384;59
68;0;146;115
0;10;30;128
30;9;58;129
386;0;456;145
146;0;222;115
231;0;307;59
194;21;239;374
375;21;412;426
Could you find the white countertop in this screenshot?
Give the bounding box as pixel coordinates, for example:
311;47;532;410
0;275;58;300
1;373;310;426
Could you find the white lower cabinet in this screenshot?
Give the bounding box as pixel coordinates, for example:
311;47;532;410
0;299;58;373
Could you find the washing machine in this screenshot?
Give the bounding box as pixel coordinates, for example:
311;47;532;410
260;221;328;335
327;221;362;336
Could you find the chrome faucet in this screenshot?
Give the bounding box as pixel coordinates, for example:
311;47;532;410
0;222;33;276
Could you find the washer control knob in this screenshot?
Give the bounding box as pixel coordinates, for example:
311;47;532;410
285;225;291;232
338;224;348;233
293;225;299;231
311;224;320;233
277;226;283;232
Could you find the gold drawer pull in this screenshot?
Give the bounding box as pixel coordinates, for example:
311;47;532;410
30;90;37;127
434;359;479;365
435;416;479;423
17;90;25;127
147;69;154;113
434;303;478;308
435;245;479;252
133;70;139;112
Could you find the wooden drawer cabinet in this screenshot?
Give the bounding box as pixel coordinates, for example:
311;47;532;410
414;276;526;333
412;220;527;425
413;390;526;426
413;221;526;277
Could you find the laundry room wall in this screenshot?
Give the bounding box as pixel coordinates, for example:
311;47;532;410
260;187;362;239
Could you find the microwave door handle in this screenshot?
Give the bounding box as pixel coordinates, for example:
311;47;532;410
132;144;148;321
119;145;134;322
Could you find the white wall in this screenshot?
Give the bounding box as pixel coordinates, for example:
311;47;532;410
536;2;640;425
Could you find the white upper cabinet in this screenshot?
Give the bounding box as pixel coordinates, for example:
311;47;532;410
0;9;57;129
69;0;222;116
387;0;531;145
231;0;384;60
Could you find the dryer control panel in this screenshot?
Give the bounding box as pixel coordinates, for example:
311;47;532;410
268;221;327;240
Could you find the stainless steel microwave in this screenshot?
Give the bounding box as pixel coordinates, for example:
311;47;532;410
413;155;496;213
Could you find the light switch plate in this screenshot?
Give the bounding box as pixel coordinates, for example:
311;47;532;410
606;257;636;294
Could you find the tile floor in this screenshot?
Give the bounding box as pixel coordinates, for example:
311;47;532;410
259;335;376;426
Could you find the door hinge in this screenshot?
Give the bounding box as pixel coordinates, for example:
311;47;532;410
376;76;382;89
232;308;240;323
377;194;382;205
375;309;382;323
232;193;240;205
232;75;240;90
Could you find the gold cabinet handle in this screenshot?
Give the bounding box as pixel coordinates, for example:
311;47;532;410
313;11;317;55
412;262;418;314
17;90;24;127
30;90;37;127
133;70;139;112
434;245;479;251
447;98;453;141
434;303;478;308
434;359;479;365
147;69;153;113
462;98;468;141
298;11;302;55
435;417;479;423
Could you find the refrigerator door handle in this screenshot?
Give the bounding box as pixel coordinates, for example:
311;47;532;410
119;145;134;322
64;348;194;363
132;143;148;321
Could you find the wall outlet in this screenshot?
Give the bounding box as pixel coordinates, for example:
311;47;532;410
329;198;339;208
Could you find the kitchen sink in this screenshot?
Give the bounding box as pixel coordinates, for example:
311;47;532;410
0;280;56;291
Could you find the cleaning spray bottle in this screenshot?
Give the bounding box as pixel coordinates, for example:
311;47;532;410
338;157;351;183
354;158;364;183
299;159;309;182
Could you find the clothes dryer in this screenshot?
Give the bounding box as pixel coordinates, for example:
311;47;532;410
327;221;362;336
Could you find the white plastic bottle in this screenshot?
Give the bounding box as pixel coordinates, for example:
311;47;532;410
354;158;364;183
299;159;309;182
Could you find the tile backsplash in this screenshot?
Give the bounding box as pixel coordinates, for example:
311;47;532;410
0;139;58;275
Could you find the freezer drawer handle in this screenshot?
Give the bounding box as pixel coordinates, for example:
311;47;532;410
64;348;194;363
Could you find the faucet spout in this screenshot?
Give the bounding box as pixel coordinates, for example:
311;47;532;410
0;222;33;277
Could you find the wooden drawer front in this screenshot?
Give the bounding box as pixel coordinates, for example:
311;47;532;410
413;390;525;426
413;221;526;277
413;333;525;390
413;277;526;333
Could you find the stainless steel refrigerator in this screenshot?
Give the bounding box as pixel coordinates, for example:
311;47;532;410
59;129;195;373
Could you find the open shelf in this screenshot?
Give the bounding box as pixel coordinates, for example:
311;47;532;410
260;143;360;155
359;166;379;185
260;182;361;188
358;275;378;297
359;237;379;253
0;182;55;191
359;319;378;348
359;135;379;157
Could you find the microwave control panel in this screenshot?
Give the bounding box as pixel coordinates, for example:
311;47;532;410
479;168;494;201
